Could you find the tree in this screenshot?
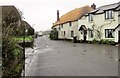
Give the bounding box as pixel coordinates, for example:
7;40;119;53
2;6;24;77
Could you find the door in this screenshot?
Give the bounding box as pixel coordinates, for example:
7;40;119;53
118;31;120;43
83;30;87;42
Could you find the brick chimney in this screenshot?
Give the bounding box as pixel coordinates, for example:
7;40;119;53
91;3;96;10
57;10;59;21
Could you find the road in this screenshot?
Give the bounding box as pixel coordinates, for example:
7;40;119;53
25;35;118;76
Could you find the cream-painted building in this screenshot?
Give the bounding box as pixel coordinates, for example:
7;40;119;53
78;2;120;43
52;2;120;43
52;5;93;40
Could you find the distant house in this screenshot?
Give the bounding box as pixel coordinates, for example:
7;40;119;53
1;5;34;36
52;5;94;40
78;2;120;43
21;21;34;36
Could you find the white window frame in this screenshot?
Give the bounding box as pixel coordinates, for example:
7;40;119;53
105;10;113;19
88;30;94;38
105;29;114;38
88;14;93;22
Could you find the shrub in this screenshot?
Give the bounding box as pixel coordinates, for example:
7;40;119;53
49;29;58;40
100;39;115;45
92;38;97;44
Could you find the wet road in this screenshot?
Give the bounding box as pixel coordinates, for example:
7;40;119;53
25;35;118;76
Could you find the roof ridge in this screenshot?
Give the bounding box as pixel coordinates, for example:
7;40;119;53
99;2;118;8
60;5;91;18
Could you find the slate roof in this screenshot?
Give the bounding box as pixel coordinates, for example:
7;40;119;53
53;5;93;27
89;2;120;14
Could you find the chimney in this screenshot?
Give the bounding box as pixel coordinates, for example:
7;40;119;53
57;10;59;21
91;3;96;10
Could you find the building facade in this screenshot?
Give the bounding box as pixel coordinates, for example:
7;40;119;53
78;2;120;43
52;5;94;40
52;2;120;43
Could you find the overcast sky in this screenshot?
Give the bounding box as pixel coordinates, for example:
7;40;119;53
1;0;120;31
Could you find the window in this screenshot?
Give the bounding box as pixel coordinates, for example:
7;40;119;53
53;28;56;30
61;24;63;28
105;10;113;19
88;14;93;22
69;22;72;26
63;31;65;36
58;25;60;30
71;31;74;37
89;30;94;38
105;29;114;38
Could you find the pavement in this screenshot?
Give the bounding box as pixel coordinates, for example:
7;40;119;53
25;47;38;71
25;35;118;76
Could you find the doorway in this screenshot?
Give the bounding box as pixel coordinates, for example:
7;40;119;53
83;30;87;42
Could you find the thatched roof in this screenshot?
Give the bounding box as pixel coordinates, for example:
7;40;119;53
53;5;93;27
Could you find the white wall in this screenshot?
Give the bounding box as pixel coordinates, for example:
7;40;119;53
78;11;119;42
54;21;78;40
115;26;120;42
78;16;94;41
93;11;118;41
70;21;78;38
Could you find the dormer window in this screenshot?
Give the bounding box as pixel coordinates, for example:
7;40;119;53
105;10;113;19
88;14;93;22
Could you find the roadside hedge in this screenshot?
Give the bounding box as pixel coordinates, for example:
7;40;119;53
87;39;116;45
49;29;58;40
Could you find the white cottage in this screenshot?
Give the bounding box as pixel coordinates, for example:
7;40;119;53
78;2;120;43
52;5;93;40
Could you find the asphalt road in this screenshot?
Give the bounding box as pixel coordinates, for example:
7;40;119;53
25;35;118;76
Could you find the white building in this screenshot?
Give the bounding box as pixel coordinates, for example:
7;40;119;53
52;2;120;43
52;5;94;40
78;2;120;43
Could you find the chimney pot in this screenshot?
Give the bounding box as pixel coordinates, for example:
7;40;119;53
91;3;96;10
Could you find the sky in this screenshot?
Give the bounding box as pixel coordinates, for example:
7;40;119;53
1;0;120;31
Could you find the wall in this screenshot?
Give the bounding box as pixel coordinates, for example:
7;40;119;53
78;10;119;42
78;16;94;41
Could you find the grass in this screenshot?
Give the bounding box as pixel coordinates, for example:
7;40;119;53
15;36;33;42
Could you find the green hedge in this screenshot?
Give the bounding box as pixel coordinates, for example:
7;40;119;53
49;29;58;40
87;39;115;45
2;36;24;77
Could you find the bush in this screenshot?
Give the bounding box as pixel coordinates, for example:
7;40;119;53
9;63;23;77
100;39;115;45
92;38;97;44
49;29;58;40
